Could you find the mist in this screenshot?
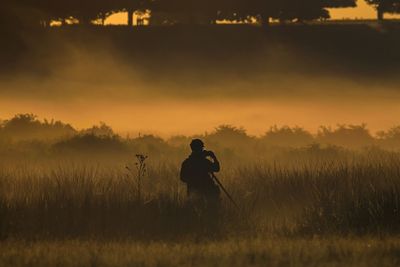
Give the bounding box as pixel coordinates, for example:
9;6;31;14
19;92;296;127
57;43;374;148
1;25;400;137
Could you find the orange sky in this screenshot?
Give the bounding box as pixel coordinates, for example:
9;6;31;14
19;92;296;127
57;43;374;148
105;0;399;25
2;94;400;137
3;1;400;137
329;0;379;19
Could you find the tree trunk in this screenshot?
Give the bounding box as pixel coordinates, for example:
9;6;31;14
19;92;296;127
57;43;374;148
79;17;91;26
259;14;270;27
377;5;384;21
127;9;134;26
262;16;270;27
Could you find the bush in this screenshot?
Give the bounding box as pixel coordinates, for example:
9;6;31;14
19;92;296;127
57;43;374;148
52;134;128;156
317;124;375;149
261;125;314;148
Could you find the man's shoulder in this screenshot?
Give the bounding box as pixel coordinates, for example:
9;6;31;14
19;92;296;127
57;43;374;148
181;157;190;166
183;155;209;165
182;156;195;165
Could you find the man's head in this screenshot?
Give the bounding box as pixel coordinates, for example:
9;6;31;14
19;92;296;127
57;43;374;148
190;139;204;153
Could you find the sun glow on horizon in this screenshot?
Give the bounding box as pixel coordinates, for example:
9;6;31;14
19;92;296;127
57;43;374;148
329;0;400;20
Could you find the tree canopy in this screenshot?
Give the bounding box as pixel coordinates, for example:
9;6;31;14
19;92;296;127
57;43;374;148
365;0;400;20
1;0;369;28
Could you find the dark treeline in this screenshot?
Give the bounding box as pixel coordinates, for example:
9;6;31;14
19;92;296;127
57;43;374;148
2;114;400;163
2;0;399;30
366;0;400;20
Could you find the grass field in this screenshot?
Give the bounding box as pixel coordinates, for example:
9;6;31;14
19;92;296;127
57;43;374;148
1;151;400;238
2;237;400;267
1;148;400;266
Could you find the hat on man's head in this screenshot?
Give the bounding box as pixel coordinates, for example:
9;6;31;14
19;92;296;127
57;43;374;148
190;139;204;152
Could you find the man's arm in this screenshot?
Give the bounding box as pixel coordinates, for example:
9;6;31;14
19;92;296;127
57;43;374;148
206;151;220;173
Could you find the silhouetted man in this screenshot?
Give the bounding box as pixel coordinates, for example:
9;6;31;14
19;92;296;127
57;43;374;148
180;139;220;201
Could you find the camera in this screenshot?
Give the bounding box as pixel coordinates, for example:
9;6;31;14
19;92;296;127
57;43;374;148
203;150;215;158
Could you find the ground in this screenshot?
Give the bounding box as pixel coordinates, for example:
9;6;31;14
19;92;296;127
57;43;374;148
2;237;400;267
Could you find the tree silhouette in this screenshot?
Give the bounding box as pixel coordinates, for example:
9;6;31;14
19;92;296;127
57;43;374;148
81;122;115;136
1;0;53;27
377;126;400;150
111;0;146;26
0;114;76;141
2;0;359;27
20;0;118;26
215;0;319;25
204;125;254;149
323;0;357;8
272;0;355;22
150;0;222;25
69;0;115;25
365;0;400;20
218;0;278;25
216;0;355;25
262;126;314;147
275;0;329;22
317;124;375;149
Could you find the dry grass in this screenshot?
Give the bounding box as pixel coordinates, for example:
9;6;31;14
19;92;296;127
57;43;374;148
1;150;400;266
1;237;400;267
1;150;400;240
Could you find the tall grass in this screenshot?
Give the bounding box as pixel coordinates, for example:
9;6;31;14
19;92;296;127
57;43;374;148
1;149;400;240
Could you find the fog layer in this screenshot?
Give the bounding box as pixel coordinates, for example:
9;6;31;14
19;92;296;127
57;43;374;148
1;26;400;136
